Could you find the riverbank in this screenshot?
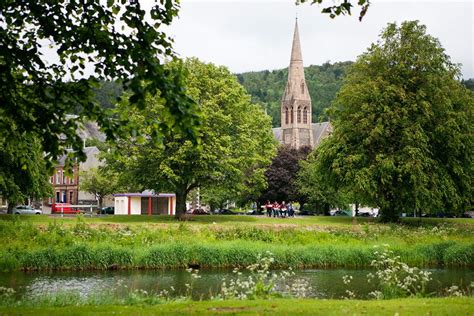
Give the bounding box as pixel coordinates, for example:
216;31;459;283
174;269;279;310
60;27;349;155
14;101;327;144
1;215;472;271
0;297;472;315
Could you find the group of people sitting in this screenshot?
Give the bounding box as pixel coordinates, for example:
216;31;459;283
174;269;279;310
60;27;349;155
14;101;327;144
263;201;295;218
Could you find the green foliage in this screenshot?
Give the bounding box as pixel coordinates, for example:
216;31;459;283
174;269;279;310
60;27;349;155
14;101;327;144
303;21;474;222
462;79;474;92
1;0;200;202
296;0;371;21
79;168;120;208
106;58;276;216
0;217;472;272
297;151;351;215
0;136;52;208
259;145;311;204
237;61;352;127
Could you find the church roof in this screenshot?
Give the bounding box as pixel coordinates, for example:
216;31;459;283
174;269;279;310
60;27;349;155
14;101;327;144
272;122;332;148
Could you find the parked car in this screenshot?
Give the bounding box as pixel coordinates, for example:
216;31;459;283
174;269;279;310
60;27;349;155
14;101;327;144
333;210;350;216
12;205;42;215
99;206;115;215
216;209;234;215
356;212;372;217
51;203;77;214
187;208;210;215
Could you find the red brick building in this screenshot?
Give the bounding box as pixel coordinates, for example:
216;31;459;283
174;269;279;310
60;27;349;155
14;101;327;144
46;163;79;205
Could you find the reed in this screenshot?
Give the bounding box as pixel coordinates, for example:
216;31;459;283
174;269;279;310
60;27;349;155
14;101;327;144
0;217;472;271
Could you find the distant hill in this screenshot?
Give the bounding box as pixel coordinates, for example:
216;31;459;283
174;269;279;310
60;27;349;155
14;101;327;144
91;65;473;130
236;61;353;127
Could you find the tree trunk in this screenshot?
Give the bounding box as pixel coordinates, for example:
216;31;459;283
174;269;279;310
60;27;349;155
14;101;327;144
98;196;103;210
174;187;188;219
323;203;331;216
7;202;14;214
379;204;399;222
354;202;359;216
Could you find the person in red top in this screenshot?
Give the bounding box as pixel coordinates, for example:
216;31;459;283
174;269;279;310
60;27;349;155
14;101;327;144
273;201;280;218
281;201;288;218
265;201;273;217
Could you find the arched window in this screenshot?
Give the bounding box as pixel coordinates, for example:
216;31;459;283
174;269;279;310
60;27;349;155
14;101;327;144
285;107;289;125
290;106;294;124
301;81;305;94
303;107;308;124
297;106;301;123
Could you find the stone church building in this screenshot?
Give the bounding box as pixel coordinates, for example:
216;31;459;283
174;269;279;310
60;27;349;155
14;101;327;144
273;20;332;149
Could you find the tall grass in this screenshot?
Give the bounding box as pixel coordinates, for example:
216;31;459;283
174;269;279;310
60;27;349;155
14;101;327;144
0;218;472;271
1;241;472;272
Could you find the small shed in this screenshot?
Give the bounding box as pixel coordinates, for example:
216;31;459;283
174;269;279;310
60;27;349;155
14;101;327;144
114;191;176;215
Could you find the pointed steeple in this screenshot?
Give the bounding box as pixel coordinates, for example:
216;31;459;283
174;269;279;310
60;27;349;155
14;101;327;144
282;18;310;102
280;18;313;149
290;19;303;62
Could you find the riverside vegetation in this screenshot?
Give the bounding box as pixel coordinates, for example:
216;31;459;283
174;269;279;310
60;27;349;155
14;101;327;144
0;215;473;314
0;249;472;314
0;215;472;271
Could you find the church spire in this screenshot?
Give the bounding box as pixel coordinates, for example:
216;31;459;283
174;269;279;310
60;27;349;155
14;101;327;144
283;18;310;102
291;19;303;62
280;18;313;149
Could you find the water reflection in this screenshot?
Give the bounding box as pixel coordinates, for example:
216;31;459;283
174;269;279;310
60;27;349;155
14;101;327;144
1;268;472;300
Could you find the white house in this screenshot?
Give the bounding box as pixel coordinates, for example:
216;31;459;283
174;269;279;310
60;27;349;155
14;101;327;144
114;191;176;215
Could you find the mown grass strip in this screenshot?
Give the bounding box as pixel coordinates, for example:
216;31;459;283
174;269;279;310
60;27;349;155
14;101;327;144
0;297;472;315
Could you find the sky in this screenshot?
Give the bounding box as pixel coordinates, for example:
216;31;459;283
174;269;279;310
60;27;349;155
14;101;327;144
166;0;474;78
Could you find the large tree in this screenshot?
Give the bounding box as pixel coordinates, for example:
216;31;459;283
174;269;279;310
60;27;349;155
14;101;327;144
259;145;311;206
297;151;349;215
106;59;276;217
307;21;473;222
0;136;52;212
0;0;199;205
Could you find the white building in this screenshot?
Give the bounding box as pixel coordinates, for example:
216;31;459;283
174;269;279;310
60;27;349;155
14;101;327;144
114;191;176;215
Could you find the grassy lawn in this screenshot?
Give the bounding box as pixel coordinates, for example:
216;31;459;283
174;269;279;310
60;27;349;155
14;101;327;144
0;297;472;315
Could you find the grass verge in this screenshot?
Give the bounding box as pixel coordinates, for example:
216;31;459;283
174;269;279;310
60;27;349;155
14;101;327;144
0;297;472;315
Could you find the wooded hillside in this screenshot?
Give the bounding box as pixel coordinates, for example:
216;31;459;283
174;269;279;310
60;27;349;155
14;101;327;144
236;61;353;127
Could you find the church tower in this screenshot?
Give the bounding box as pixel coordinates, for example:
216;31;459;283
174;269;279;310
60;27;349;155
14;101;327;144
280;19;313;148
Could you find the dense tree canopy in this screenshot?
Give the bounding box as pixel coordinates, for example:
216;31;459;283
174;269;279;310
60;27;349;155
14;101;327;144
237;61;352;127
259;145;311;206
0;0;199;205
303;21;473;222
105;59;276;217
0;136;52;211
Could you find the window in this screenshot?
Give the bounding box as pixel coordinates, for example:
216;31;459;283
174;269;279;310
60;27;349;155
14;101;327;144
301;82;305;94
62;191;67;203
297;107;301;123
285;107;289;125
50;176;53;184
56;171;60;184
303;107;308;124
62;171;66;184
69;191;74;204
290;107;294;124
56;192;60;203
